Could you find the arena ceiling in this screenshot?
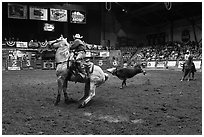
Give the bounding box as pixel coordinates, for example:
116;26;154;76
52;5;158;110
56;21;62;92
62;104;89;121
110;2;202;27
18;2;202;27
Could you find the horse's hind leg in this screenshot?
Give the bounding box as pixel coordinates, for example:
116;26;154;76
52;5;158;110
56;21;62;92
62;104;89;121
187;71;191;81
79;78;90;102
79;82;96;108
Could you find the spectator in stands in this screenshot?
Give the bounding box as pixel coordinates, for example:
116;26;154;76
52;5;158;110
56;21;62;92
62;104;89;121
123;60;128;68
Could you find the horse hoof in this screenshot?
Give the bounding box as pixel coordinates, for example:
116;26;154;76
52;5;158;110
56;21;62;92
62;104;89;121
78;102;86;108
65;98;77;104
54;102;59;106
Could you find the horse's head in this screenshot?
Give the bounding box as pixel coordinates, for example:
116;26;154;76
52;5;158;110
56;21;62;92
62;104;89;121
48;35;70;49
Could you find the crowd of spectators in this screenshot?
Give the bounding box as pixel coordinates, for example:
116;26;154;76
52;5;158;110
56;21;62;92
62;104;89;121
131;41;202;61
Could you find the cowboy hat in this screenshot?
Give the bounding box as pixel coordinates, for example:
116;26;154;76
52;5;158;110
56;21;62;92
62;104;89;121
73;34;83;39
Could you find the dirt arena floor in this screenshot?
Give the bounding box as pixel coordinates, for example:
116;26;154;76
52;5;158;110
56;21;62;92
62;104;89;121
2;69;202;135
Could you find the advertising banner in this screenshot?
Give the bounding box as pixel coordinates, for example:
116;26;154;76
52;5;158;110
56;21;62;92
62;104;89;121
100;51;110;57
147;61;156;68
50;8;67;22
30;7;48;21
7;60;21;70
85;51;91;57
178;61;184;68
8;3;27;19
70;10;86;24
194;60;201;69
16;42;28;48
156;61;165;68
42;60;55;70
167;61;177;67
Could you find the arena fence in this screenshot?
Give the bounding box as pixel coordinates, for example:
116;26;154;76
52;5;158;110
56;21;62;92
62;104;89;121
3;58;202;71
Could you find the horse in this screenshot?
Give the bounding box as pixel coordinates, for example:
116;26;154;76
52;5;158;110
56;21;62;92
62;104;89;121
181;55;196;81
48;36;109;108
107;64;146;89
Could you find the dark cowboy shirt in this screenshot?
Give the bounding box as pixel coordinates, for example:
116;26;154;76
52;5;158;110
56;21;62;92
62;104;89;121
70;39;86;52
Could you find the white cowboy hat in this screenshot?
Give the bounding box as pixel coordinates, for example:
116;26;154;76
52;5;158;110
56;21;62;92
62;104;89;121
73;34;83;39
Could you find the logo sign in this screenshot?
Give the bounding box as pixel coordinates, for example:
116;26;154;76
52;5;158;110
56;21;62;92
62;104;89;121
6;41;16;47
98;60;103;66
85;51;91;57
8;3;27;19
147;61;156;68
30;7;48;21
113;60;118;66
39;41;48;48
28;41;39;48
50;8;67;22
70;10;86;24
44;23;55;32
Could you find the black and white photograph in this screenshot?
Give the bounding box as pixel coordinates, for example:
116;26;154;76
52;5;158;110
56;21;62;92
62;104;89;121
2;1;202;135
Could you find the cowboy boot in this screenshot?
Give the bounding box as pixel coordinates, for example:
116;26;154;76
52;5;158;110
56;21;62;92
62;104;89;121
75;61;87;79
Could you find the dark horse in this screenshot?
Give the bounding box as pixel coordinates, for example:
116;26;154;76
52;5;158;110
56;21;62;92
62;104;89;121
48;36;109;108
181;55;196;81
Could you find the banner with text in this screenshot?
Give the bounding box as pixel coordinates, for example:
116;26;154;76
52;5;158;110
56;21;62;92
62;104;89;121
50;8;67;22
8;3;27;19
70;10;86;24
30;7;48;21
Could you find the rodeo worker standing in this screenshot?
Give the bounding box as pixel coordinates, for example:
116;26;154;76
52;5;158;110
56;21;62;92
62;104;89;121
182;49;196;72
70;34;90;78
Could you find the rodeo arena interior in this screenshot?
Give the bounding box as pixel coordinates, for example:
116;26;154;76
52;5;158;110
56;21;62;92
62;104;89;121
1;1;203;135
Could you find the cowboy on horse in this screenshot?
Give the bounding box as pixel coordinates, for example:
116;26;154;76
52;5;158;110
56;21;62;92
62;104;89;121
48;35;109;107
70;34;91;79
182;50;195;72
181;49;196;81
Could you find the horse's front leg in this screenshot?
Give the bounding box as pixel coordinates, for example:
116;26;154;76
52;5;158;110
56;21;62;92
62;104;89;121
79;82;96;108
191;72;195;80
181;70;187;81
62;77;69;104
187;71;191;81
55;76;64;106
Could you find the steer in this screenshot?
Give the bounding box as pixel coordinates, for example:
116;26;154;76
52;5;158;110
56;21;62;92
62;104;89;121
107;64;146;89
